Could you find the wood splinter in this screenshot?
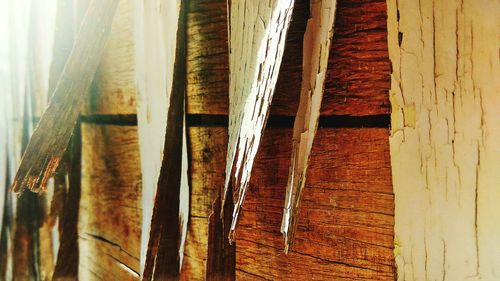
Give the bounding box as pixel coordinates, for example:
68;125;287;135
281;0;337;253
223;0;296;242
9;0;119;194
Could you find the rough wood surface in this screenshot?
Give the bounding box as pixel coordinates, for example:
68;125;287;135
224;0;296;240
180;127;225;281
282;0;338;252
85;0;391;117
10;0;119;193
388;0;500;280
79;124;141;280
186;0;390;116
181;127;394;279
53;122;82;280
133;0;190;278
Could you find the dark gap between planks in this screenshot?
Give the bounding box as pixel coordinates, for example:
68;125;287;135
80;114;390;128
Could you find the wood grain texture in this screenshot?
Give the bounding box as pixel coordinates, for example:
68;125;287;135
83;0;136;116
11;0;119;193
237;128;394;280
181;127;394;280
79;124;141;280
282;0;338;251
90;0;392;117
224;0;296;240
388;0;500;280
180;127;226;280
186;0;390;116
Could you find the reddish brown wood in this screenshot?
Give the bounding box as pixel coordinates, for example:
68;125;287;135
236;128;394;280
180;127;394;279
186;0;390;116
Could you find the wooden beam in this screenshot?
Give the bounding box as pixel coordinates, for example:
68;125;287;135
79;124;141;280
388;0;500;279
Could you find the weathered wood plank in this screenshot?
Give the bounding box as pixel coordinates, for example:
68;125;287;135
79;124;141;280
186;0;390;116
86;0;391;117
237;128;394;280
83;0;136;116
388;0;500;279
180;127;226;280
11;0;119;193
182;127;394;279
53;122;82;280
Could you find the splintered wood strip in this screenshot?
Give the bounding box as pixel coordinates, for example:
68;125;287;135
13;1;60;277
79;124;141;280
223;0;296;241
140;0;189;279
237;128;394;280
388;0;500;279
53;122;81;280
10;0;119;194
133;0;179;273
186;0;390;116
134;0;189;277
281;0;337;252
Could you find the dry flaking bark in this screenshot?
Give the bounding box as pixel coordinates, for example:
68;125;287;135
387;0;500;279
10;0;119;194
134;0;190;278
281;0;337;253
223;0;296;241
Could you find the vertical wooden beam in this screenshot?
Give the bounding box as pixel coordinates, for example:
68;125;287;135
388;0;500;279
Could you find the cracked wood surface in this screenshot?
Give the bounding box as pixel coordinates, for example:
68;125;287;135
10;0;119;193
224;0;296;241
388;0;500;280
282;0;338;252
87;0;391;117
68;0;394;279
187;0;390;116
182;127;394;280
134;0;190;278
